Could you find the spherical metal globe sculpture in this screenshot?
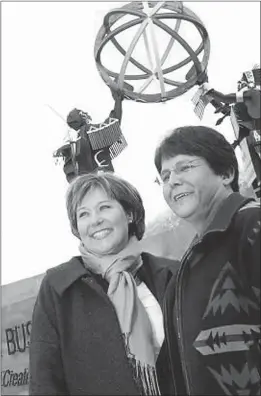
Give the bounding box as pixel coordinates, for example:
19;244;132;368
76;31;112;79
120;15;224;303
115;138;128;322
94;1;210;103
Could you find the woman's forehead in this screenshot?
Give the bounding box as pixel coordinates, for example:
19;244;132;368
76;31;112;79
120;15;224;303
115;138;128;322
79;186;113;206
161;154;201;168
87;185;110;196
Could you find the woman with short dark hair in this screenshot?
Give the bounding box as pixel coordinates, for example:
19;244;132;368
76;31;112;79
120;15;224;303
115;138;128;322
29;172;178;395
155;125;260;396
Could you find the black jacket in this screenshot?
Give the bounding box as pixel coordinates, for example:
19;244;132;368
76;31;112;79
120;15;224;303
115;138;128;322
164;193;261;395
29;252;179;395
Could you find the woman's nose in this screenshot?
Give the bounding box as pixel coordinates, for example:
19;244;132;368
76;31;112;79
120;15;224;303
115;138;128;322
168;170;182;186
89;212;104;226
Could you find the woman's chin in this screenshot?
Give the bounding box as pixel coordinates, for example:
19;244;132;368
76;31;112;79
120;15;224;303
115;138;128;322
90;241;125;256
171;204;196;220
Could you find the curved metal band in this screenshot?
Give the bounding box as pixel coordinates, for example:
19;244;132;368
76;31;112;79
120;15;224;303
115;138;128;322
94;2;210;103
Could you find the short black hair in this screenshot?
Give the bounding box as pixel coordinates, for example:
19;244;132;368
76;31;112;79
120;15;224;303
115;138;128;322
154;125;239;191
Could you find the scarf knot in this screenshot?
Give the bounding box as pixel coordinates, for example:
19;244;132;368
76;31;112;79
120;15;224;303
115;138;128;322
103;255;141;280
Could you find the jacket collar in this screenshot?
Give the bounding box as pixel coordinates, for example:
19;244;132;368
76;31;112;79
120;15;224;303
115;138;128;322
203;192;254;237
49;252;173;297
48;256;92;296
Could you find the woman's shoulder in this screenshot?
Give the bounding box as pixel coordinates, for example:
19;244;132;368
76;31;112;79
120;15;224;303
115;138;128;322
233;200;260;239
140;253;179;302
42;256;87;296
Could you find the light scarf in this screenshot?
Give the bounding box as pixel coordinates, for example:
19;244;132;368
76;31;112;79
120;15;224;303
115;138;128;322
79;236;161;395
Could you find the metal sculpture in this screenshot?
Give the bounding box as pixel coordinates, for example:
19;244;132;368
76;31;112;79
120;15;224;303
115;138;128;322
53;1;211;182
192;65;261;198
53;92;127;182
94;1;210;103
52;1;259;196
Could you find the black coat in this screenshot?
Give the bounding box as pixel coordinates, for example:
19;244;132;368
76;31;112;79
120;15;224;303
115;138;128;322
29;252;179;395
164;193;261;395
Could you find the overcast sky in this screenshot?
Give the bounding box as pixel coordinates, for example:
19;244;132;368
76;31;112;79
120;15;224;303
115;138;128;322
2;1;260;284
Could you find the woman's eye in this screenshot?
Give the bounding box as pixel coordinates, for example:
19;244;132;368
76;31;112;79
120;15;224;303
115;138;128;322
100;205;111;210
180;165;190;172
180;164;193;173
162;174;170;183
78;211;88;218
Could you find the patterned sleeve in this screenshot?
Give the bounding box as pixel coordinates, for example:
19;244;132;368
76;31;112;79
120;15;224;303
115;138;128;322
235;202;260;381
237;202;260;300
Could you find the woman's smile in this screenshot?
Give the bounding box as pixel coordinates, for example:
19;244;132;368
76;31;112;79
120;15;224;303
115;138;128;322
172;192;193;202
91;228;113;240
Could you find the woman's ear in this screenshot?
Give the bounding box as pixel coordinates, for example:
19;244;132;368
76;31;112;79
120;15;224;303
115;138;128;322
222;167;235;187
127;213;133;223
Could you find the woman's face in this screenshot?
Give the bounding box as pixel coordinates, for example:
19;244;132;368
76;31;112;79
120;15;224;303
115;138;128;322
160;154;231;227
76;187;130;256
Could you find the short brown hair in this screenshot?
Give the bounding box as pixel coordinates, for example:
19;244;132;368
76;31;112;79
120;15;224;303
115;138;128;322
66;172;145;240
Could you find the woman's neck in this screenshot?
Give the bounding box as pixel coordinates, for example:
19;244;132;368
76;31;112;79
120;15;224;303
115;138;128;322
192;188;233;237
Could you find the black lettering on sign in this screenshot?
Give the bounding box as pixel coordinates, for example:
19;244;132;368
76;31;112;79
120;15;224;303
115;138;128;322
5;320;31;355
5;329;16;355
1;368;29;388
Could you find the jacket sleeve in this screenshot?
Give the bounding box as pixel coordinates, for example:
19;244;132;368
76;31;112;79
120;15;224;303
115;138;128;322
29;275;68;395
236;204;260;372
236;204;260;295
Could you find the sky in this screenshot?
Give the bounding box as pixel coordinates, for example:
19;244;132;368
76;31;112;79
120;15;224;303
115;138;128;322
2;1;260;285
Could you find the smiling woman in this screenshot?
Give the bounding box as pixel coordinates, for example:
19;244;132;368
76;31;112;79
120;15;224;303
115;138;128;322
76;189;130;256
155;125;239;235
153;125;260;396
66;172;145;244
29;172;179;396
